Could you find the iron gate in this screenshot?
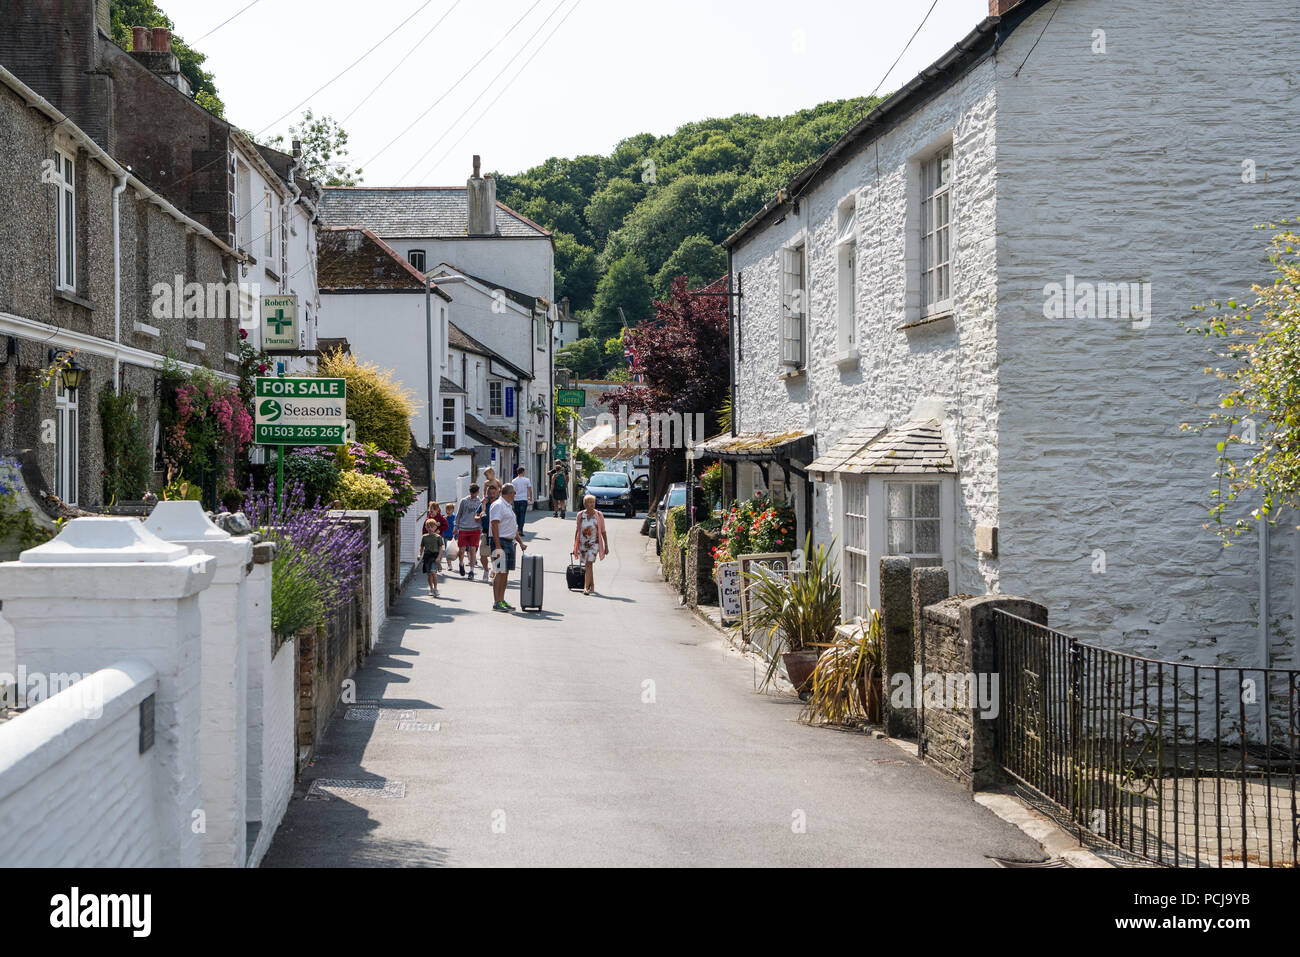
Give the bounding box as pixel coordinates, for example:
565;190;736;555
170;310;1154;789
994;610;1299;868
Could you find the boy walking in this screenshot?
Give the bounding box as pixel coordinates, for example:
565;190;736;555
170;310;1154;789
454;484;483;579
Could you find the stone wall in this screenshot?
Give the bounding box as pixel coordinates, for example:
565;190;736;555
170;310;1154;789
686;525;719;607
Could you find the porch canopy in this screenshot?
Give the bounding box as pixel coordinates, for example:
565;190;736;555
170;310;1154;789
694;430;815;463
808;419;954;481
590;427;648;461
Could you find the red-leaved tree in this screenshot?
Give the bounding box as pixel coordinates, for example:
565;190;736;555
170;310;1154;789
601;275;730;504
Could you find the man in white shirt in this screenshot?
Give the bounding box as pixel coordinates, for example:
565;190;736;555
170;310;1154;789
510;466;533;535
490;483;526;612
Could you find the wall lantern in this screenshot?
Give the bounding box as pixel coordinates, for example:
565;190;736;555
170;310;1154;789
48;349;86;392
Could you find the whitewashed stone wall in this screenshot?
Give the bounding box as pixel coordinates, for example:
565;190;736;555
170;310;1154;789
732;0;1300;667
245;557;294;868
0;660;160;866
993;0;1300;663
732;58;1001;597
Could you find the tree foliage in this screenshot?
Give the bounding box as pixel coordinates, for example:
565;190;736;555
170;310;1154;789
493;96;880;353
1183;222;1300;539
267;110;363;186
317;349;416;458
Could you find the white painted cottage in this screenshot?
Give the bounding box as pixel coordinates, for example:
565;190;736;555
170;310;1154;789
722;0;1300;667
317;158;557;489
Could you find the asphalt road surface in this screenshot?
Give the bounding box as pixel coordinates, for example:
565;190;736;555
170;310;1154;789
263;512;1045;867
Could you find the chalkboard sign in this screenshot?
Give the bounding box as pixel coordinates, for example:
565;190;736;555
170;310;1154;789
716;562;742;625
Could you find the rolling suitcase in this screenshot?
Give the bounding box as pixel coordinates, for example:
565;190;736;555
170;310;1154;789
520;553;544;612
566;556;586;591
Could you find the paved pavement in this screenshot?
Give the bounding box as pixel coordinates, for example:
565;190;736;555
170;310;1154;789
263;512;1046;867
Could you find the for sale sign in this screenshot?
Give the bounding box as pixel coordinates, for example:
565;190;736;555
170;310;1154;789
254;377;347;445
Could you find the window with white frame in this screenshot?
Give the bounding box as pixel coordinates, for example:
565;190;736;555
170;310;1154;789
843;478;871;622
534;311;547;349
886;481;942;561
408;249;426;272
920;147;952;317
489;380;504;417
835;198;856;354
263;189;274;260
781;241;806;367
236;162;252;252
53;148;76;291
54;379;79;505
442;397;458;449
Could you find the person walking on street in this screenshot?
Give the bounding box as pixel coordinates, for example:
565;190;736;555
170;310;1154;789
476;483;501;582
573;493;609;596
441;502;457;571
550;461;567;518
454;484;483;579
511;466;533;534
490;484;527;612
418;519;444;598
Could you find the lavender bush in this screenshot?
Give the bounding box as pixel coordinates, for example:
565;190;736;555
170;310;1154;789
242;479;368;636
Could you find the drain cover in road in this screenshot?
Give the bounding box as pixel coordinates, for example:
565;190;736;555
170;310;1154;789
344;707;380;721
305;778;407;801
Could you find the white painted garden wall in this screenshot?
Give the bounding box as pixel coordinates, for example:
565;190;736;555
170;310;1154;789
0;660;160;866
0;510;299;867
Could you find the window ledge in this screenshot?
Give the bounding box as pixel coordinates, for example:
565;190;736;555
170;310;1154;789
133;321;161;338
898;312;954;333
264;267;281;283
778;367;806;381
185;339;207;352
225;352;240;363
54;288;94;311
834;348;860;370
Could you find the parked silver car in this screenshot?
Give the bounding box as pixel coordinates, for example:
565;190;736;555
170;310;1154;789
654;482;688;555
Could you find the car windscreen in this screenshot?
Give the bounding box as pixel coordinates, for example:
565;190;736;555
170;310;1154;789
588;473;630;488
667;488;686;506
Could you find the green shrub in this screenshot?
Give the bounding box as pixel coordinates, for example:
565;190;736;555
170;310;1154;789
271;553;323;637
318;349;416;458
281;448;341;505
337;471;392;511
99;388;152;502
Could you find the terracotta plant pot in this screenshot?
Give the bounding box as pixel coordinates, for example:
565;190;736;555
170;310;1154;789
781;649;820;694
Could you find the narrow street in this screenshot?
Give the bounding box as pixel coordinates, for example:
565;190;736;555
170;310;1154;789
264;513;1045;867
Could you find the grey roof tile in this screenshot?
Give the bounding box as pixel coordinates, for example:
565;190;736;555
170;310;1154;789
318;187;550;239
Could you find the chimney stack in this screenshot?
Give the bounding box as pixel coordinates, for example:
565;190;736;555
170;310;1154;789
129;24;191;95
466;154;497;236
989;0;1022;15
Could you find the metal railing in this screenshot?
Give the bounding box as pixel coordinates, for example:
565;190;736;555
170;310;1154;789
994;610;1298;868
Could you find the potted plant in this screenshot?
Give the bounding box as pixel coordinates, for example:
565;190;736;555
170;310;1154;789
801;609;883;726
743;534;841;695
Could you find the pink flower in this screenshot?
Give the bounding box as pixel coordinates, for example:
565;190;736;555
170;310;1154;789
239;328;248;340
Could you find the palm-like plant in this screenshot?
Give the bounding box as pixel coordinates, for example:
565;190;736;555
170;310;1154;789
744;534;841;689
802;609;883;726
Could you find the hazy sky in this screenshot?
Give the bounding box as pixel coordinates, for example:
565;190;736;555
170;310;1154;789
160;0;993;185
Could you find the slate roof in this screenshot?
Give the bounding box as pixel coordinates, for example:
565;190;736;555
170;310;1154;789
464;412;516;447
807;425;887;476
841;420;955;474
317;227;452;298
440;376;465;395
446;323;528;379
696;430;815;461
318;187;551;239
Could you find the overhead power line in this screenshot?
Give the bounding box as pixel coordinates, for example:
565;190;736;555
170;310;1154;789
257;0;436;136
416;0;582;183
361;0;546;169
193;0;263;43
398;0;573;183
342;0;466;123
